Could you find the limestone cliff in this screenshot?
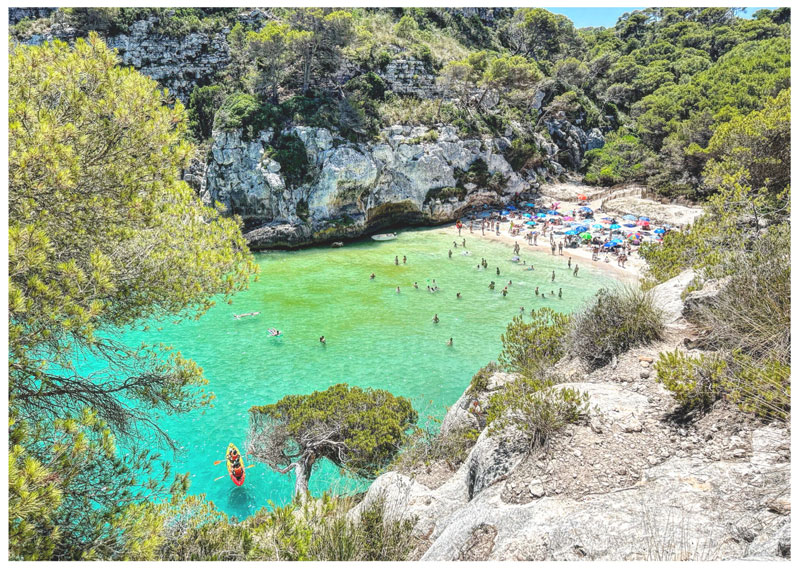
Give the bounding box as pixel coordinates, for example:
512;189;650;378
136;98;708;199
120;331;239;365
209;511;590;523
201;124;556;250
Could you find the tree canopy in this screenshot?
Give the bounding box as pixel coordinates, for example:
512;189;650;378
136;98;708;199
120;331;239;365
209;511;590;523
248;384;418;498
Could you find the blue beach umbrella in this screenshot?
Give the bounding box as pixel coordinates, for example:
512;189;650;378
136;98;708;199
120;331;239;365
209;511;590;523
564;229;580;235
592;224;604;229
623;223;637;228
547;209;559;215
536;212;547;218
525;221;536;226
654;227;666;234
523;213;532;218
639;216;650;221
525;202;536;207
580;206;593;212
609;223;622;230
573;225;589;233
622;214;637;221
507;205;517;210
501;210;509;215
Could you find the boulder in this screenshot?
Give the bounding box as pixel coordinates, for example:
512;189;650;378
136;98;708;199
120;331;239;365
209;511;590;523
650;269;696;326
682;277;730;320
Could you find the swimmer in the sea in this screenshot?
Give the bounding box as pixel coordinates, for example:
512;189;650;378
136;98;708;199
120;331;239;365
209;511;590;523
433;314;439;324
396;286;401;294
446;337;453;346
456;292;461;299
320;335;326;344
558;288;562;298
370;273;375;280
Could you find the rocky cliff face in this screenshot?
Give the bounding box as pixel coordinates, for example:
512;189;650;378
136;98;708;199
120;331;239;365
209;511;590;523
351;273;791;561
201;124;547;249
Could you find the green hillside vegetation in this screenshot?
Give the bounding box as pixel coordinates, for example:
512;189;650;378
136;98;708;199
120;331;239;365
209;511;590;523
7;7;791;560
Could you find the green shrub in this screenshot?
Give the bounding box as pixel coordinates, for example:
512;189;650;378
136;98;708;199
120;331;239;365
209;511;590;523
454;157;490;188
487;375;589;450
655;349;726;411
424;186;466;202
499;309;571;378
394;424;480;471
214;92;281;139
504;138;546;173
567;286;665;369
187;85;224;141
467;361;500;395
721;352;790;421
266;133;311;189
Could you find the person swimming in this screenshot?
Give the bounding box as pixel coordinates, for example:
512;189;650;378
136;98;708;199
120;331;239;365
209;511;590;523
446;337;453;346
489;281;495;290
496;267;500;276
268;328;282;336
508;280;512;286
432;314;439;323
319;335;326;344
456;292;461;299
535;286;539;296
414;282;419;289
502;287;508;297
396;286;401;294
558;288;562;298
370;273;375;280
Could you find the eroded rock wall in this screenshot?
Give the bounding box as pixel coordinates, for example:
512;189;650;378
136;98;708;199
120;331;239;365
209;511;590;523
202;124;536;249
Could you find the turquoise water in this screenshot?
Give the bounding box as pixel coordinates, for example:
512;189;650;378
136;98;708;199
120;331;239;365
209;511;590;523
123;227;614;518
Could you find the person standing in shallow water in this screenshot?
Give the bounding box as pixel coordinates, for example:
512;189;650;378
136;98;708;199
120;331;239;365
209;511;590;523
574;264;579;277
432;314;439;323
370;273;375;280
403;255;407;264
448;249;452;259
551;270;555;282
559;288;562;298
446;337;453;346
394;256;399;265
568;257;572;269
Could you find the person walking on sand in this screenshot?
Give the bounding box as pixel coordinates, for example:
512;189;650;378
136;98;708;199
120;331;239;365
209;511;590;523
551;243;556;256
558;242;563;255
481;221;485;236
533;233;538;246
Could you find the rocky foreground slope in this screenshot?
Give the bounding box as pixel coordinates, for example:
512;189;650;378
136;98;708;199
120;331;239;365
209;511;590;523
351;271;791;561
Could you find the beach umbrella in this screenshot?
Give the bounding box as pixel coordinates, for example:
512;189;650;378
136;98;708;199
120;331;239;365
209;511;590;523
639;216;650;221
580;232;592;240
626;232;643;240
525;202;536;207
580;206;593;213
654;227;666;234
578;194;588;200
562;216;574;221
609;223;622;230
602;241;617;248
523;213;532;218
536;212;547;218
574;225;589;233
525;221;536;226
623;223;637;228
565;229;580;235
601;217;613;223
636;220;650;226
622;214;637;221
501;210;509;215
592;224;604;229
547;209;559;215
507;205;517;210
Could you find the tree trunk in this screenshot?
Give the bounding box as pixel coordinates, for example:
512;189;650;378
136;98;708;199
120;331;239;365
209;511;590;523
292;452;316;501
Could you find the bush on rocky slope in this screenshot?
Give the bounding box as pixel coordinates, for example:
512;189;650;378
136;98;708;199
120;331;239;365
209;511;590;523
567;286;665;370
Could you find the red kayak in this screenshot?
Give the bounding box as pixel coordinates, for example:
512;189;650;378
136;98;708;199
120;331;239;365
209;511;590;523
226;443;245;486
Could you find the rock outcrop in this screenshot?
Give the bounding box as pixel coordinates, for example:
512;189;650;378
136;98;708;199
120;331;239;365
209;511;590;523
352;274;791;561
202;125;534;249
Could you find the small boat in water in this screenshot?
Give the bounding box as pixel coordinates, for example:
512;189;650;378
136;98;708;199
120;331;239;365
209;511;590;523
371;233;397;241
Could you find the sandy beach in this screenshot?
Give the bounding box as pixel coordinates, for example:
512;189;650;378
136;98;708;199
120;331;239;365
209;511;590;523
442;182;705;285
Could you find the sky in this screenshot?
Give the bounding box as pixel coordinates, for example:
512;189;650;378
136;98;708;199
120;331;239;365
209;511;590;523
545;7;775;29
